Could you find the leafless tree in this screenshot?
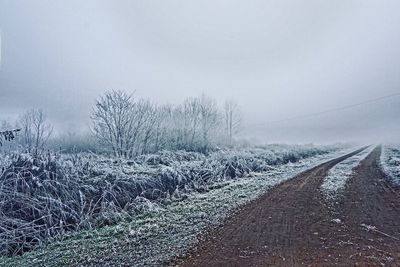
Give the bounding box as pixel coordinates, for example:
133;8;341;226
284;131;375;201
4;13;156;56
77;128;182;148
91;90;136;158
183;97;201;150
157;94;222;152
152;104;173;152
135;100;159;155
199;94;220;152
91;90;239;156
18;109;53;155
224;100;241;145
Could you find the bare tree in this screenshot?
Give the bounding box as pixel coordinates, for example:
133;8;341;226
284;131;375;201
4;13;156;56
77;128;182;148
160;94;222;152
18;109;53;155
91;90;136;158
91;90;238;156
134;100;158;155
183;97;201;150
224;100;241;145
152;105;172;151
199;94;220;152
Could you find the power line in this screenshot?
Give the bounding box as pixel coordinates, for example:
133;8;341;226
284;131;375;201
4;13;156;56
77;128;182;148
263;92;400;125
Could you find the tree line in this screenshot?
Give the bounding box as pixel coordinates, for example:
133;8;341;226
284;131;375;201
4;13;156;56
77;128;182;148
0;90;241;157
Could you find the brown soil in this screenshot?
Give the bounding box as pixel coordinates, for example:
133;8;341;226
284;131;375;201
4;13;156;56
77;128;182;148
169;146;400;266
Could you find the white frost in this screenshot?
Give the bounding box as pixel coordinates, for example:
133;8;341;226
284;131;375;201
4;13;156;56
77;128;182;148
321;146;375;201
381;145;400;185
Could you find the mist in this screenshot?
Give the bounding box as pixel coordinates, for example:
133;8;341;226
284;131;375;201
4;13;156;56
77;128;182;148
1;0;399;144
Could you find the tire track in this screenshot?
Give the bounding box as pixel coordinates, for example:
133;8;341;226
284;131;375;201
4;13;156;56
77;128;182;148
330;146;400;266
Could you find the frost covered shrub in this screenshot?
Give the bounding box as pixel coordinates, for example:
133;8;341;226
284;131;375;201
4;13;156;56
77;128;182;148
0;153;84;256
0;144;331;256
381;145;400;185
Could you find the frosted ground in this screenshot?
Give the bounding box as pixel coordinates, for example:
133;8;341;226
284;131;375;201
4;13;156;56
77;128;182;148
381;145;400;185
320;145;375;202
0;145;349;267
0;144;334;257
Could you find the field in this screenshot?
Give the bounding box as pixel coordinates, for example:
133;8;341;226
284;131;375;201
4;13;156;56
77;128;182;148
2;2;399;266
1;144;399;266
0;144;340;266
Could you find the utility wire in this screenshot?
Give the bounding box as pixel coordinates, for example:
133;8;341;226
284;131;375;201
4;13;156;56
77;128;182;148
262;92;400;125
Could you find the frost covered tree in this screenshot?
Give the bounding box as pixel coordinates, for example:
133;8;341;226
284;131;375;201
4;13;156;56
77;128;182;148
151;104;173;152
163;95;220;152
91;91;166;157
133;99;159;155
166;98;202;151
224;100;241;145
18;109;53;155
183;97;201;150
199;94;220;152
91;90;136;158
91;90;240;156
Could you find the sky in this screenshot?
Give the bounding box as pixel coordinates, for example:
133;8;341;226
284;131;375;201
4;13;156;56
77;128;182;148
0;0;399;143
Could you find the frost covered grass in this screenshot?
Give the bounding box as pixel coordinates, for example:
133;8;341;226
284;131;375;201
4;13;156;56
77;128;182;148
321;146;375;201
0;144;338;257
0;147;346;267
381;145;400;186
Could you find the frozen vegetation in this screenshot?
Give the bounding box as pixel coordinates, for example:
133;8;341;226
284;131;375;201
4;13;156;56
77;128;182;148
321;146;375;201
381;145;400;185
0;89;350;265
0;145;347;266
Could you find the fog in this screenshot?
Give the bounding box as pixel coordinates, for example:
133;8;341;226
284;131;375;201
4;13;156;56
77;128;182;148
0;0;399;144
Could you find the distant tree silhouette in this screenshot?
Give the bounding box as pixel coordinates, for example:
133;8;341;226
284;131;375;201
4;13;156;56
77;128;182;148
18;109;53;155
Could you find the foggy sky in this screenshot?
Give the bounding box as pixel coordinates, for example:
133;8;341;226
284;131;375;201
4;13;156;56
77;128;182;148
0;0;399;143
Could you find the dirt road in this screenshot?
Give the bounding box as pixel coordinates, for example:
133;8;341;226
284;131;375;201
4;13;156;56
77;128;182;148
170;146;400;266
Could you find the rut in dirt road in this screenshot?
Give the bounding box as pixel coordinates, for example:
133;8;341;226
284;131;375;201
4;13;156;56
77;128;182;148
329;146;400;266
170;146;400;266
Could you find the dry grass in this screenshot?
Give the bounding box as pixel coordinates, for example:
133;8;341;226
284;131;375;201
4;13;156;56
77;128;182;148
0;145;330;257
